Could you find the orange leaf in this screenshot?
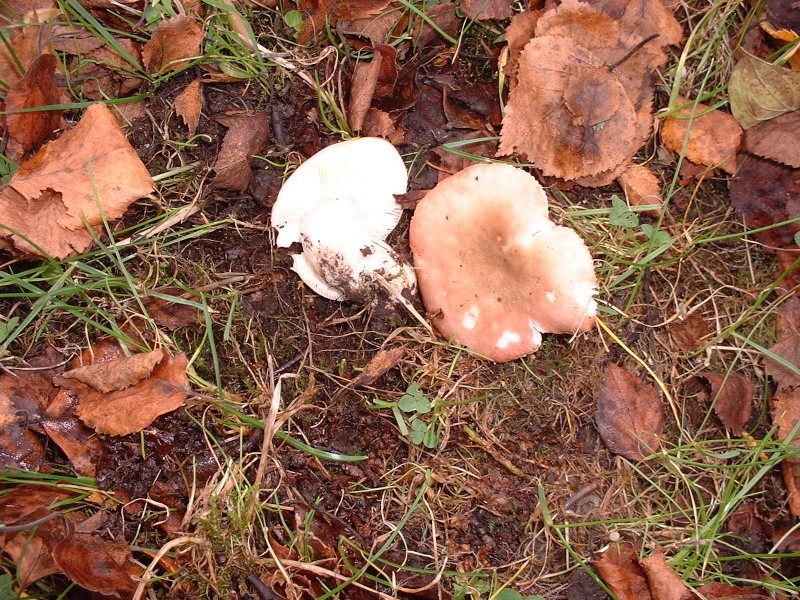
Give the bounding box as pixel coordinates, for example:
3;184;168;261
174;77;203;135
661;98;742;174
616;163;663;215
142;15;203;74
70;351;191;436
0;102;153;258
62;348;165;394
641;547;694;600
4;53;62;161
594;542;653;600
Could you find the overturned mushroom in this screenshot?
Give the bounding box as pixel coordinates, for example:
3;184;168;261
271;137;416;303
410;163;597;362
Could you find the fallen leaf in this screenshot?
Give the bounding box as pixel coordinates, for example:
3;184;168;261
617;163;663;214
0;26;43;91
498;35;638;180
52;535;140;597
338;11;405;44
729;51;800;129
728;153;800;251
142;14;203;74
696;371;754;436
4;53;62;162
596;364;663;461
174;77;203;135
696;582;772;598
661;98;743;174
593;541;652;600
743;109;800;168
142;291;200;330
348;50;384;132
69;351;191;436
353;347;405;386
62;348;165;394
641;547;694;600
727;502;773;555
66;38;143;100
0;485;71;587
210;112;270;191
767;0;800;32
0;102;154;258
298;0;392;43
502;9;540;83
460;0;512;21
668;312;711;352
362;107;402;141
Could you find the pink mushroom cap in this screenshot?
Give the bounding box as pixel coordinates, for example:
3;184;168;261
410;163;597;362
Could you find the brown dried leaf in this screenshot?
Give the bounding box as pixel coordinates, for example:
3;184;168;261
460;0;512;21
617;163;662;215
744;109;800;168
0;26;42;91
767;297;800;391
68;39;143;100
641;547;694;600
174;77;203;136
596;364;663;460
729;153;800;251
669;312;711;352
502;9;540;83
353;347;405;386
142;291;200;330
594;542;653;600
0;102;154;258
696;371;754;436
338;11;405;43
298;0;392;43
349;51;383;132
62;348;165;394
767;0;800;32
498;35;638;179
210;112;270;191
72;352;191;436
696;583;772;599
772;386;800;515
142;14;203;74
4;53;62;162
362;107;402;141
52;534;140;597
661;99;743;174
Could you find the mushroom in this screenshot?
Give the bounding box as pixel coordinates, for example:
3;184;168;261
409;163;597;362
270;137;417;304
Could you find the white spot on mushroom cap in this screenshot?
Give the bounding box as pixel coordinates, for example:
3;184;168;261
496;330;521;349
462;305;480;330
545;291;556;303
573;282;598;317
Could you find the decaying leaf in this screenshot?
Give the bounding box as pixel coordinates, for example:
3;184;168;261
744;109;800;168
696;371;754;436
298;0;393;43
0;26;43;91
142;291;201;331
498;35;638;180
594;542;652;600
661;98;742;174
142;14;203;74
596;364;663;461
348;47;391;132
0;102;154;258
210;112;270;191
641;547;694;600
353;347;406;386
65;350;191;436
502;9;540;82
617;163;662;214
729;154;800;251
460;0;512;21
729;51;800;129
52;535;140;597
174;77;203;136
766;297;800;392
4;53;62;162
62;349;165;394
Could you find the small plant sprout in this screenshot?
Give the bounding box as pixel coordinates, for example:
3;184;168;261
371;383;441;449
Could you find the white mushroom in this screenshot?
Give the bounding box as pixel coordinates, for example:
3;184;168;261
270;138;416;304
271;137;408;248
